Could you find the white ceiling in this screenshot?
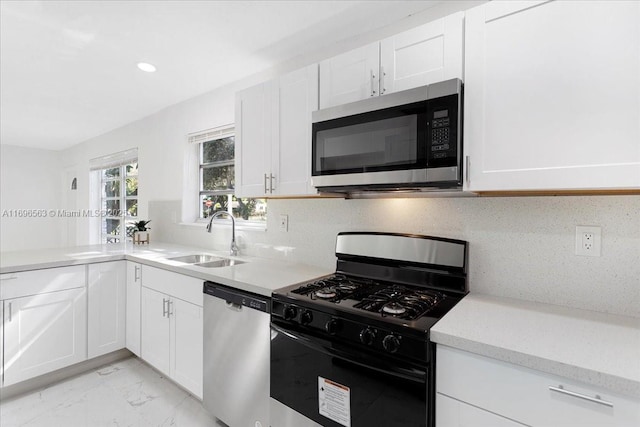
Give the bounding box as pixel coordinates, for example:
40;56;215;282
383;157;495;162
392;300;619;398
0;0;441;151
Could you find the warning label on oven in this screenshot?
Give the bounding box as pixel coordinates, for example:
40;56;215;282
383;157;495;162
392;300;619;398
318;376;351;427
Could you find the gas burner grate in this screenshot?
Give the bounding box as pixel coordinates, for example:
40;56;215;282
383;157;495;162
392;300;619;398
291;274;374;302
354;285;446;320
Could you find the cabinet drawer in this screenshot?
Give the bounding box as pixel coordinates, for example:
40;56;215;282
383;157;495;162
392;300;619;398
141;265;202;306
0;265;86;300
436;346;640;427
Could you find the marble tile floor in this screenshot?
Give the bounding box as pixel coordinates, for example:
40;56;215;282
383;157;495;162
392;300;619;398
0;357;225;427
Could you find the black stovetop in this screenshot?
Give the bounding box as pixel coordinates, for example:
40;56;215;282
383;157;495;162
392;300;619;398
274;273;465;335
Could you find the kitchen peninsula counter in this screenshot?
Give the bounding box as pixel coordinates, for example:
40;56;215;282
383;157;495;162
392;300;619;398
0;242;332;297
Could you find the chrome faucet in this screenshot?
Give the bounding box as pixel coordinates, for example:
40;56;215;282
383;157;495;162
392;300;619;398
206;211;239;256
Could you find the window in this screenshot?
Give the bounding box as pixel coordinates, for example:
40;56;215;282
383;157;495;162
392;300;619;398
90;149;138;243
192;126;266;223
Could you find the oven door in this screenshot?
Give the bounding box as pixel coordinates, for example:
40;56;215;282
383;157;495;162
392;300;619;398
271;323;431;427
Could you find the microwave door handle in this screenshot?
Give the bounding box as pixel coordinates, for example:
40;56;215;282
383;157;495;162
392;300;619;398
271;323;426;383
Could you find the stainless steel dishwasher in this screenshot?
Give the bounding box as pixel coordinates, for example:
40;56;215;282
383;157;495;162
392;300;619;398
203;281;270;427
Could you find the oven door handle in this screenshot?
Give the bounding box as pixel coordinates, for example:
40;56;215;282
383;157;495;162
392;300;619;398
271;323;427;383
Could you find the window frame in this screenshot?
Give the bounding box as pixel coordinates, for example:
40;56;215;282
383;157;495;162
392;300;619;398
195;128;266;226
100;162;138;243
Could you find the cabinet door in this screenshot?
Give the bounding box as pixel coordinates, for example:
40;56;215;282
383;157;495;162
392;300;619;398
141;287;170;376
464;0;640;191
88;261;126;358
126;262;142;357
1;303;3;386
380;12;464;95
170;298;203;398
235;81;272;197
437;345;640;427
319;42;380;109
3;287;87;386
272;64;319;196
436;393;526;427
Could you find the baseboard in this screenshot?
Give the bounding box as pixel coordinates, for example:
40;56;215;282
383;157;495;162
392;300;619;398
0;349;133;401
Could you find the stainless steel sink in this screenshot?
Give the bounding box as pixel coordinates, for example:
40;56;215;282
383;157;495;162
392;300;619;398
168;254;221;264
196;259;245;268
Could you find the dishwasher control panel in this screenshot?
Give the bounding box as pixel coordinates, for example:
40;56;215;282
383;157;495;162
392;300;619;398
204;281;270;313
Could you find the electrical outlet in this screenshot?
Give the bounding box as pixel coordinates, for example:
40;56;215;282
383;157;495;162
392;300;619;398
575;226;601;256
279;214;289;232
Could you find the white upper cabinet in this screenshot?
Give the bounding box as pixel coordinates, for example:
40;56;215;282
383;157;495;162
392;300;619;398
380;12;464;95
272;65;319;196
464;0;640;192
235;81;272;198
319;12;464;109
319;43;380;108
235;64;319;198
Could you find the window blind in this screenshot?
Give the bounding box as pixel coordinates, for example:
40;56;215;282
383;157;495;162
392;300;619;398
188;124;234;144
89;148;138;171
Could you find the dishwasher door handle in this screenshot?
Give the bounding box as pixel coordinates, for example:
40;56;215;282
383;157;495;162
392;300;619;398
225;301;243;311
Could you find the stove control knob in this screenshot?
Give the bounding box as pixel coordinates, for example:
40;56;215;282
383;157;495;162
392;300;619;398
359;328;376;346
283;305;298;321
382;334;401;353
325;318;340;335
300;310;313;325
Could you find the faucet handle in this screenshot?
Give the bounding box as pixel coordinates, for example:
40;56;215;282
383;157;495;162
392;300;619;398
230;240;239;256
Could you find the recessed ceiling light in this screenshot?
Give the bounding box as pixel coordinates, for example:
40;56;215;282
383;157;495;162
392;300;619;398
137;62;156;73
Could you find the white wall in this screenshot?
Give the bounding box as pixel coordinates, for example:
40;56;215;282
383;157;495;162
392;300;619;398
0;145;65;251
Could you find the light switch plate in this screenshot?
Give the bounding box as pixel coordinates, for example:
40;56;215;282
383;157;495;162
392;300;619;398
279;214;289;232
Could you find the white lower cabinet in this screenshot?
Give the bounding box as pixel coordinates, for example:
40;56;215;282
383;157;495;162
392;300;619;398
141;287;171;375
436;345;640;427
140;266;203;398
170;297;203;397
125;261;142;357
0;303;3;385
87;261;126;358
436;393;526;427
3;287;87;386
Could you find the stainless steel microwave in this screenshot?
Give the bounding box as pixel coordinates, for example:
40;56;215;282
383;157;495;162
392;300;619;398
311;78;463;193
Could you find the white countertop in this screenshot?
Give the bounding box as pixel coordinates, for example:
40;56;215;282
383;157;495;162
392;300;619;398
431;293;640;399
0;242;333;297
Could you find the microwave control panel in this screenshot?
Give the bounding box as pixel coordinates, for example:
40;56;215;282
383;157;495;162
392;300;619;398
427;93;459;168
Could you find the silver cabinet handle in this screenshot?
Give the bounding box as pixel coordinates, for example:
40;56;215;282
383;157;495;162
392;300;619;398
270;174;275;193
168;300;174;317
264;173;269;194
8;302;12;322
134;265;140;282
549;385;613;408
370;69;376;96
162;298;168;318
0;275;18;281
380;66;386;95
465;156;470;185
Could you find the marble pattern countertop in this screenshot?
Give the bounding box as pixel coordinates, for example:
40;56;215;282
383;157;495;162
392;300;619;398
0;242;333;297
430;293;640;399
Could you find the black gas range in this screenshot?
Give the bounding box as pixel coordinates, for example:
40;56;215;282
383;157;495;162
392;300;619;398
270;232;468;427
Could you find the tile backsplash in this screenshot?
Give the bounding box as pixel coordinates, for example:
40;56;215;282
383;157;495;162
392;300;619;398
150;195;640;318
